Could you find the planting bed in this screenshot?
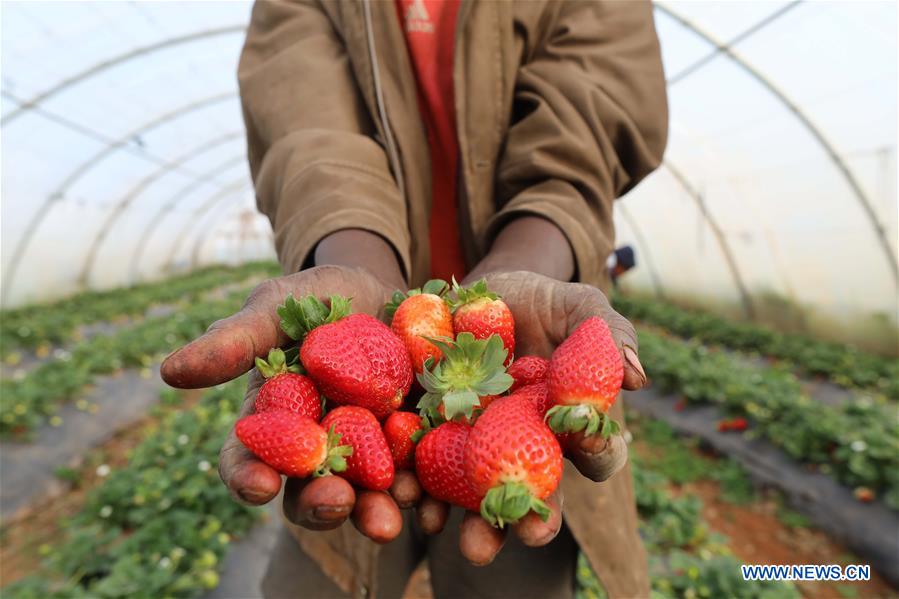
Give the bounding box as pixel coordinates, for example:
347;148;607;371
1;276;896;599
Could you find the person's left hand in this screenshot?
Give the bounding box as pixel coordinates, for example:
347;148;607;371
445;269;646;563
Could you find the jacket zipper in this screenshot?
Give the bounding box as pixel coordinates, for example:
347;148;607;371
362;0;406;203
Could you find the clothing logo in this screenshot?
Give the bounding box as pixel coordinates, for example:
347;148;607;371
404;0;434;33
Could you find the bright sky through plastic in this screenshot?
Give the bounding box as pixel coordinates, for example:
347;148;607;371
1;1;896;347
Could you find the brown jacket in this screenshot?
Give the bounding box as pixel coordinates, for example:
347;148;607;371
239;0;668;596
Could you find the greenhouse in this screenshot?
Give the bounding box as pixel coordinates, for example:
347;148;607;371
1;1;896;598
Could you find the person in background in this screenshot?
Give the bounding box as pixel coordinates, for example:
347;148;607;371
609;245;638;288
162;0;668;597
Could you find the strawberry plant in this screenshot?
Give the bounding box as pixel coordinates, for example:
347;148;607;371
1;262;278;359
638;330;899;510
575;414;799;599
615;295;899;400
0;289;257;437
3;379;260;598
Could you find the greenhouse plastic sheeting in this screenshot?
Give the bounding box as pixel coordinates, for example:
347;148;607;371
2;2;896;349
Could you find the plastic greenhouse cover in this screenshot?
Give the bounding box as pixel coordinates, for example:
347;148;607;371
1;1;896;353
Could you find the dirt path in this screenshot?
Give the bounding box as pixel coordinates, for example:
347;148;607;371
0;390;202;587
627;427;897;599
689;481;895;598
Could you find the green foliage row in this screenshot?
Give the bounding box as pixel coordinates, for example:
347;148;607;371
614;295;899;399
1;262;279;357
638;330;899;510
576;417;798;599
0;289;253;437
3;380;261;599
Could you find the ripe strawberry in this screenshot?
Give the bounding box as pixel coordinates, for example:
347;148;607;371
854;487;875;503
717;417;749;433
514;382;554;418
450;278;515;365
507;356;549;393
235;412;351;478
545;317;623;437
254;348;322;421
417;333;513;423
385;280;454;375
415;422;482;512
322;406;395;491
279;295;413;420
464;394;563;527
383;411;424;470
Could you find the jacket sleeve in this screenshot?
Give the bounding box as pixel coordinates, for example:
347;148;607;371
239;0;411;277
488;0;668;284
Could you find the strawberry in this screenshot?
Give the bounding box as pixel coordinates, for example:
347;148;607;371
464;394;563;527
717;417;749;432
507;355;549;393
415;421;482;512
545;317;623;437
385;280;454;375
514;382;554;418
417;333;513;423
854;487;875;503
279;295;413;420
450;278;515;365
383;411;424;470
254;348;322;421
322;406;395;491
235;412;351;478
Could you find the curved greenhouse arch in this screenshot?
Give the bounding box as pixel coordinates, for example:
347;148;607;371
129;155;250;282
78;131;245;285
2;25;244;125
655;2;898;288
2;92;237;302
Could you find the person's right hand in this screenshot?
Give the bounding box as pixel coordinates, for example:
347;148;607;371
161;265;417;542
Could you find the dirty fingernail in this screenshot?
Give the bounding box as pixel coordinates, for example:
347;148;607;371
314;505;351;522
238;488;270;504
623;346;645;384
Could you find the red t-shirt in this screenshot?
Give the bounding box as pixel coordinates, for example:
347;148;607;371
395;0;466;281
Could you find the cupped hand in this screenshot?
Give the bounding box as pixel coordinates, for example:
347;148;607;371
161;265;415;543
160;265;636;563
446;269;644;563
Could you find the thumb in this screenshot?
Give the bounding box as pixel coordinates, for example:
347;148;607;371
161;279;290;388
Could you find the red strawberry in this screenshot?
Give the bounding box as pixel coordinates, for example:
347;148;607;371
854;487;875;503
717;417;748;432
254;348;322;421
386;280;454;375
508;356;549;392
235;412;351;478
279;295;413;420
417;333;513;424
450;279;515;365
383;411;424;470
322;406;395;491
514;382;554;418
415;422;482;512
464;394;563;527
545;317;623;437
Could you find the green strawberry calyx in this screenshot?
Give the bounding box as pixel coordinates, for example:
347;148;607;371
314;425;354;477
409;415;431;444
416;333;513;423
278;294;352;341
480;482;551;528
255;348;303;378
449;277;500;312
384;279;449;320
544;404;621;438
